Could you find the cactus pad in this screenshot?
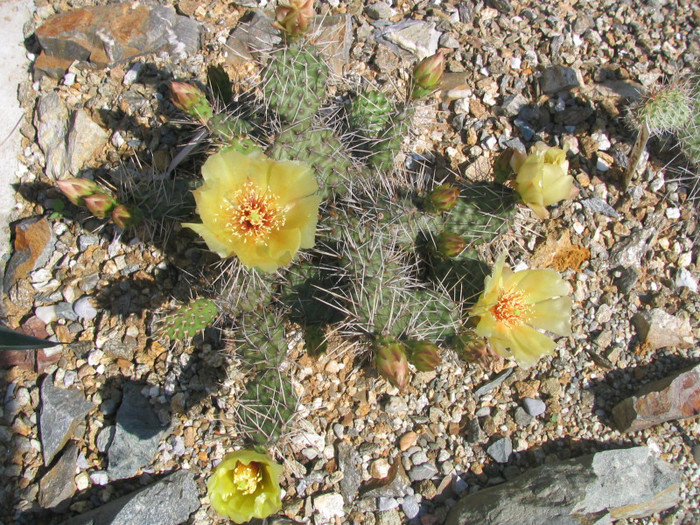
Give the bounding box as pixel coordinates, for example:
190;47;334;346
157;298;218;340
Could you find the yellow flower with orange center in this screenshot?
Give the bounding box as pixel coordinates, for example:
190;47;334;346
470;255;572;368
207;449;283;523
183;149;321;273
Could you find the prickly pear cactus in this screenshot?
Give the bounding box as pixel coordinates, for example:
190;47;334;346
156;298;218;340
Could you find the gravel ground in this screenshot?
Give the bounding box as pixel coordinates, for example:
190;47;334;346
1;0;700;524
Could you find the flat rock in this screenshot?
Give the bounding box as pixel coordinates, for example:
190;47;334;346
608;228;652;269
540;66;584;94
522;398;546;417
34;92;69;179
59;470;199;525
445;446;680;525
107;382;171;480
337;442;362;505
632;309;694;351
35;3;201;73
3;216;56;295
612;364;700;432
473;368;514;399
66;109;109;174
39;442;78;510
382;20;441;59
40;374;95;466
486;436;513;464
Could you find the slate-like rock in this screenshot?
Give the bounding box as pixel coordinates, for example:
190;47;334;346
35;3;201;74
59;470;199;525
486;436;513;464
40;374;95;466
337;442;362;505
39;442;78;510
107;382;170;480
612;364;700;432
382;20;441;59
34;92;69;179
632;309;694;351
446;447;680;525
4;217;56;294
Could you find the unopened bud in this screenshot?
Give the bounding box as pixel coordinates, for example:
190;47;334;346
425;184;459;212
411;51;445;99
56;178;101;206
405;340;440;372
170;82;213;122
435;231;466;258
375;340;409;390
273;0;314;37
111;204;142;228
453;331;504;371
83;193;117;219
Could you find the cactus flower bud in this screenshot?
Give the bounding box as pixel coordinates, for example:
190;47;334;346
111;204;142;228
405;340;440;372
435;231;466;258
425;184;459;212
83;192;117;219
411;51;445;99
273;0;314;37
170;82;213;122
56;178;101;206
375;340;409;390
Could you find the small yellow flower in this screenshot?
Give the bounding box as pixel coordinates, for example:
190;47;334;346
470;255;572;368
207;449;283;523
511;142;574;219
184;149;321;273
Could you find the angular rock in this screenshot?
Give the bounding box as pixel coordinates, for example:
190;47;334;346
40;374;95;465
107;382;170;480
632;309;694;351
66;109;109;174
540;66;584;94
383;20;441;59
612;364;700;432
608;228;652;269
314;492;345;521
4;216;56;294
39;442;78;510
34;92;69;179
35;4;201;74
446;447;680;525
337;442;362;505
473;367;514;399
580;197;621;218
486;436;512;464
59;470;199;525
225;10;280;63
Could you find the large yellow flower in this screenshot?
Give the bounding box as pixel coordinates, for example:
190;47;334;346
207;449;283;523
511;142;574;219
183;149;321;273
470;255;572;368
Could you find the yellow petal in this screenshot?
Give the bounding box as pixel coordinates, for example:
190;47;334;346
530;296;573;336
508;324;557;368
182;222;235;258
285;195;321;248
508;269;570;303
268;160;319;202
202;148;251;189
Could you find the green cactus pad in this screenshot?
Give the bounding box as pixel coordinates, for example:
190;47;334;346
157;298;218;340
234;311;288;368
262;43;329;124
349;90;395;138
369;105;414;171
637;86;693;134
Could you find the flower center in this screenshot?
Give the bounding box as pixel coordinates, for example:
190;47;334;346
224;179;286;244
490;289;532;327
231;461;263;495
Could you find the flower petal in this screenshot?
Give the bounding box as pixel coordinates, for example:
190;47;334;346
183;222;234;258
268;160;319;202
508;324;557;368
530;296;573;336
509;269;570;303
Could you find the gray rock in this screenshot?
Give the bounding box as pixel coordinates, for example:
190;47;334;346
522;398;546;417
487;0;514;13
402;494;420;519
409;462;438;481
377;508;403;525
73;296;98;320
608;228;652;269
382;20;441;59
102;339;135;360
59;470;199;525
96;425;116;453
445;447;680;525
337;442;362;505
580;197;621;218
675;268;698;293
56;301;79;321
107;383;170;480
486;436;513;464
364;463;412;499
541;66;584;94
473;368;514;399
40;374;95;466
514;407;534;426
366;2;395;20
39;442;78;510
500;93;529;117
34;92;69;179
466;418;486;444
66;110;109;175
615;267;640;293
378;496;399;511
632;309;694;351
225;10;280;63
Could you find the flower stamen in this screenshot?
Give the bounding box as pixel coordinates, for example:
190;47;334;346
223;180;286;244
230;461;263;496
490;289;532;328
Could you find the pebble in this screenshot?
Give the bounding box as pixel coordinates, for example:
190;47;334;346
486;436;513;464
89;471;109;485
522;398;546;417
313;492;345;520
35;305;58;324
75;472;89;491
399;431;418;451
409;462;437;482
378;497;399;511
401;495;420;519
73;297;97;319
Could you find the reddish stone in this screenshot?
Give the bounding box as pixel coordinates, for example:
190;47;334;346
33;53;74;80
0;349;36;370
3;217;56;293
613;364;700;432
36;347;63;374
20;316;50;340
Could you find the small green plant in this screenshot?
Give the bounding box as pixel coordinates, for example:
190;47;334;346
156;298;218;340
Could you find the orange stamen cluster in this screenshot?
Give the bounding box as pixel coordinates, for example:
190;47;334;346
230;461;263;495
224;180;285;244
490;289;532;327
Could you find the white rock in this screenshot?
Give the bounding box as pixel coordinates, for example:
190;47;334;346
75;471;89;491
73;297;97;319
90;471;109;485
314;492;345;520
35;305;58;324
666;207;681;220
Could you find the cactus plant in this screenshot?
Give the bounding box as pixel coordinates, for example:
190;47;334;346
156;298;218;340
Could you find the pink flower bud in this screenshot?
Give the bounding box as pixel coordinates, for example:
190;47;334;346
425;184;459;212
83;193;117;219
273;0;314;37
411;51;445;99
56;178;100;206
435;231;466;258
406;340;440;372
375;340;409;390
170;82;213;122
111;204;142;228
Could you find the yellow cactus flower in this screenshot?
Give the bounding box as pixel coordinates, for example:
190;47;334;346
183;149;321;273
511;142;574;219
207;449;283;523
470;255;572;368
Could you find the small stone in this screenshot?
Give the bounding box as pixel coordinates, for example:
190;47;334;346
313;492;345;520
66;110;109;174
612;364;700;432
473;368;514;399
401;495;420;519
34;93;68;178
522;398;546;417
409;462;438;482
96;426;115;453
73;297;98;320
675;268;698;293
89;471;109;486
666;207;681;220
580;197;620;218
378;497;400;511
337;443;362;505
486;436;513;464
514;407;534;426
632;309;694;351
35;305;58;324
366;1;395;20
541;66;584;94
75;471;89;491
39;442;78;510
383;20;440;59
399;431;418;451
4;217;56;292
370;458;391;479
